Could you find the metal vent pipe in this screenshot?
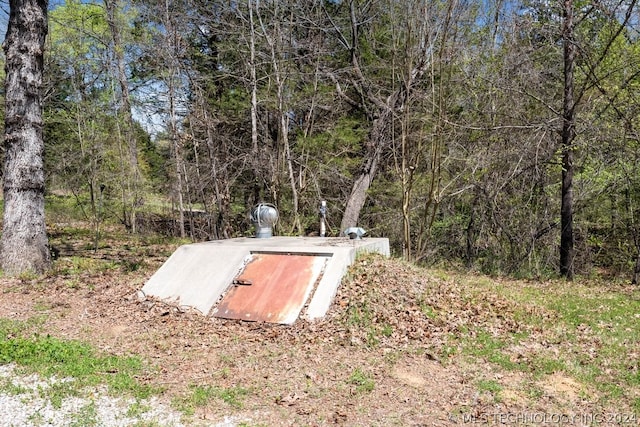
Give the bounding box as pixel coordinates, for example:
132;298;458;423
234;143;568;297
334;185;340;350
250;203;278;238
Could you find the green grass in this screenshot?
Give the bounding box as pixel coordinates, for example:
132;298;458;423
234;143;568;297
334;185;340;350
68;400;99;427
477;379;503;398
172;384;250;415
461;330;523;371
126;400;152;418
52;256;119;276
0;377;29;395
45;194;92;223
451;275;640;408
0;318;160;406
347;367;375;393
417;296;438;320
0;317;47;337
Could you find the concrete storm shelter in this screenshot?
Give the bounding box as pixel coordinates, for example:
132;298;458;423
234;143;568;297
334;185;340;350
140;236;390;324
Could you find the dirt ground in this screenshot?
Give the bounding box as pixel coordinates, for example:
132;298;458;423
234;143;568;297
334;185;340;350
0;233;631;426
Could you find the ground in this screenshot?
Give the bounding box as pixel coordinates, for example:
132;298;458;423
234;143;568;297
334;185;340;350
0;227;637;426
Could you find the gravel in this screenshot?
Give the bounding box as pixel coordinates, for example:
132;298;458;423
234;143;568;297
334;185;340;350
0;364;185;427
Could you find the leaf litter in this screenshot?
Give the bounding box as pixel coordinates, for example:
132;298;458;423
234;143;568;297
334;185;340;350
0;238;636;426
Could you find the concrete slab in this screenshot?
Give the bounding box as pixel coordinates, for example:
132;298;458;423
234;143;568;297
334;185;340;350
141;236;390;321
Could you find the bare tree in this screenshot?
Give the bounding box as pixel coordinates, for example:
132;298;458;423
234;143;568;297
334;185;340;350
560;0;576;279
162;0;187;238
104;0;142;233
558;0;637;278
1;0;51;275
331;0;455;234
255;0;302;233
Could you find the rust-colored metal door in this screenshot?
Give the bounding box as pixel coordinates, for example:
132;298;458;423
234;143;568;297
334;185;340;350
213;253;329;324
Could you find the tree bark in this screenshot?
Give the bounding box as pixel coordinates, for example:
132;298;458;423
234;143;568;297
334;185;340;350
560;0;576;279
1;0;51;275
340;118;386;232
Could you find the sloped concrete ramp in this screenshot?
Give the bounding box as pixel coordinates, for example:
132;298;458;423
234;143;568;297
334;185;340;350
140;236;390;324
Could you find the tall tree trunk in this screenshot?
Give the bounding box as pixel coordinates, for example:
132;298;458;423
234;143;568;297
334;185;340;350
1;0;51;275
105;0;140;233
337;0;438;232
164;0;185;238
247;0;264;206
340;117;384;231
400;106;412;260
560;0;576;279
248;0;259;155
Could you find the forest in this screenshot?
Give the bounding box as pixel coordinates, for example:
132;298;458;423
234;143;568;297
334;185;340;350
1;1;640;422
3;0;640;280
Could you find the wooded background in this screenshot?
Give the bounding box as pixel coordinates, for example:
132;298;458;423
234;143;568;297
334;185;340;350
3;0;640;280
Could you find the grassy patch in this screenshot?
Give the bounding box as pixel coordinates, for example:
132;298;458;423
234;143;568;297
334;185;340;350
46;194;93;222
0;377;29;395
0;319;159;405
0;317;47;338
52;256;119;276
460;330;524;371
173;384;250;415
347;368;375;393
453;275;640;408
529;356;567;377
69;400;99;427
126;400;152;418
477;379;503;401
417;296;438;320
